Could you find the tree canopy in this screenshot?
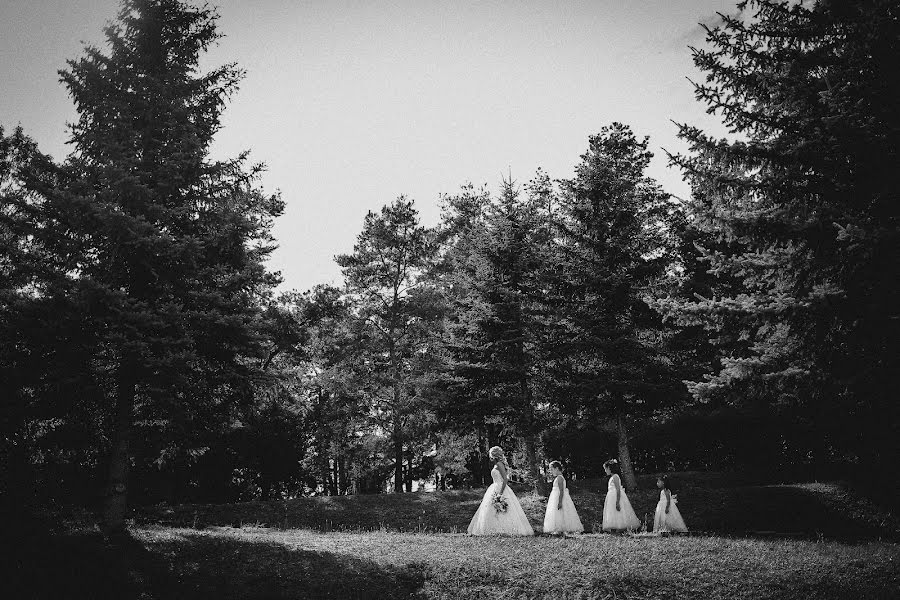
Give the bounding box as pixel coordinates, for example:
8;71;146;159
2;0;897;511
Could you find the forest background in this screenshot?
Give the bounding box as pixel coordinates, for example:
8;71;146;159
1;0;897;534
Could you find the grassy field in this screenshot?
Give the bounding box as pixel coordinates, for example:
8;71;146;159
14;525;900;599
123;474;899;540
13;474;900;599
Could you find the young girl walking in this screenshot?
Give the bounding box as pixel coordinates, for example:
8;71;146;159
653;475;688;534
542;461;584;535
601;459;641;532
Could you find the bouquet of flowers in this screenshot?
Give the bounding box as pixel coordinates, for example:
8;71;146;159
492;492;508;513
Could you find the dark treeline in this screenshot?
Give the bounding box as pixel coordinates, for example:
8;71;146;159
2;0;897;533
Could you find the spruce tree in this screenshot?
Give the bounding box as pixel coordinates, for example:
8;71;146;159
1;127;104;511
432;185;497;485
657;0;900;480
437;179;550;490
3;0;283;530
549;124;679;490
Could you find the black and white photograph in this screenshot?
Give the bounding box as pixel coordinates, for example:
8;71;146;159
2;0;899;598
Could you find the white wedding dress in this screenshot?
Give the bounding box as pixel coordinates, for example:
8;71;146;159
467;467;534;535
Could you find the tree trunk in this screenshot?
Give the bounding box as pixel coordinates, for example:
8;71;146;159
389;328;404;493
616;410;638;490
330;458;339;496
393;431;403;493
520;378;545;494
523;434;546;495
481;427;492;486
103;356;137;534
338;455;347;495
319;437;330;495
404;447;413;492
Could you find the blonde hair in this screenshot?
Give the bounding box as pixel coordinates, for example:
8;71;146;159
488;446;509;469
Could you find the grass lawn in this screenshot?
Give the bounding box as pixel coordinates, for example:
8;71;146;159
14;474;899;599
14;525;900;599
125;474;899;540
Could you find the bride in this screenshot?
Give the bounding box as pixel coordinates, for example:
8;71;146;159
467;446;534;535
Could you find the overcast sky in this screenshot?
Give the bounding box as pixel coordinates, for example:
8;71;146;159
1;0;734;292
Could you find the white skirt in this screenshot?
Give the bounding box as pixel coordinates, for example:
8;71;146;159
467;483;534;535
654;497;688;533
543;487;584;533
602;488;641;531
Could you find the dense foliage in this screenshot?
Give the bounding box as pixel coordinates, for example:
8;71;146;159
1;0;283;530
1;0;897;514
656;0;900;494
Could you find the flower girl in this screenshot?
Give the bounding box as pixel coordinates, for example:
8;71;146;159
467;446;534;536
543;461;584;535
601;459;641;532
653;476;688;534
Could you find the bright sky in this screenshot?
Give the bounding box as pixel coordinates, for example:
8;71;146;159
1;0;733;292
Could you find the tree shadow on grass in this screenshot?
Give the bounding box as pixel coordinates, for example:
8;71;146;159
7;526;427;600
144;528;428;600
6;525;138;600
684;484;895;540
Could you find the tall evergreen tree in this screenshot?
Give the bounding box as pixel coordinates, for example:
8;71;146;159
657;0;900;482
336;197;442;493
3;0;283;530
437;179;550;490
432;185;497;485
1;127;106;510
548;124;679;490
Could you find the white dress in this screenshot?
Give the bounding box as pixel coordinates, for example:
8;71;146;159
653;489;688;533
602;473;641;531
543;476;584;534
467;467;534;535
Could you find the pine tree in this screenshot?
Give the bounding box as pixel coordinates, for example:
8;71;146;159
1;127;106;511
548;124;679;490
432;184;496;485
657;0;900;480
336;197;442;493
3;0;283;531
437;179;550;490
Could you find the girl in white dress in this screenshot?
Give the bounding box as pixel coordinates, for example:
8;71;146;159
653;475;688;534
601;459;641;532
467;446;534;536
543;461;584;535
